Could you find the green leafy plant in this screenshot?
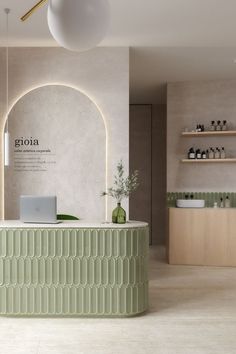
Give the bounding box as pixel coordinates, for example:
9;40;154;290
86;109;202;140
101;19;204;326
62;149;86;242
101;160;139;203
57;214;79;220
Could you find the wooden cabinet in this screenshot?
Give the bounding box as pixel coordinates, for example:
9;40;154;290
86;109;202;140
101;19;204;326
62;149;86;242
169;208;236;267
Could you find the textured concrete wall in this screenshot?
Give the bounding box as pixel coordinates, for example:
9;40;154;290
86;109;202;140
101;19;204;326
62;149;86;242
167;80;236;192
0;47;129;220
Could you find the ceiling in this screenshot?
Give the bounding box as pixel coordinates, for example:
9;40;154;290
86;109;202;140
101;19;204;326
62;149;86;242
1;0;236;103
130;47;236;104
1;0;236;47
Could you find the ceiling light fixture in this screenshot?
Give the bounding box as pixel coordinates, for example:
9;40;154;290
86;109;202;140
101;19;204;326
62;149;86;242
21;0;110;52
21;0;48;22
4;8;10;167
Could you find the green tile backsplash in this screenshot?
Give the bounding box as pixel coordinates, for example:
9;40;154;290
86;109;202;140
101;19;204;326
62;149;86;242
167;192;236;208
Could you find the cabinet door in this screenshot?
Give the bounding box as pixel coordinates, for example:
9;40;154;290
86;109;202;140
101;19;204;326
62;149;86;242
205;209;233;266
129;105;152;243
227;209;236;266
169;208;206;265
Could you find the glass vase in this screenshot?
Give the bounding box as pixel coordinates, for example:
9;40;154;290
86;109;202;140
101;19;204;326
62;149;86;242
112;203;126;224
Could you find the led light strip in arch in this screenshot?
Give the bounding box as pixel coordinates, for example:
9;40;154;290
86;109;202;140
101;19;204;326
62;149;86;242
2;83;109;221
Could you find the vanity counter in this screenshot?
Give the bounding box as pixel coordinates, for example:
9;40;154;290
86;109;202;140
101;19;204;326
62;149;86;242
168;207;236;267
0;221;149;316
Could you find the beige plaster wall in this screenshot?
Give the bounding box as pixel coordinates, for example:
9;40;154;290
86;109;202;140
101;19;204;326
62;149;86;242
0;47;129;220
5;85;106;221
167;80;236;192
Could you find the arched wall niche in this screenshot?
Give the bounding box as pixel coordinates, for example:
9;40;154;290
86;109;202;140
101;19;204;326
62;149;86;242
4;84;107;221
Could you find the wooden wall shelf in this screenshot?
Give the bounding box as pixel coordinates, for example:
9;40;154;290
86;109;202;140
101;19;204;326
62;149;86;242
181;158;236;163
181;130;236;137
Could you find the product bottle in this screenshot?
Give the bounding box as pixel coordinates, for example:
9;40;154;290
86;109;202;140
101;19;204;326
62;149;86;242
196;149;202;159
225;196;231;208
196;124;202;132
209;148;214;159
201;151;207;159
210;121;216;131
206;149;209;158
216;120;221;131
220;198;224;208
215;148;220;159
220;147;226;159
222;120;227;131
188;148;195;159
213;202;218;208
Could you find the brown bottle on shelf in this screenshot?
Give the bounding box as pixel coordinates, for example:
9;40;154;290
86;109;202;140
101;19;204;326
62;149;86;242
222;120;227;131
196;149;202;159
188;148;195;159
215;148;220;159
209;148;214;159
216;121;221;131
210;121;216;131
220;147;226;159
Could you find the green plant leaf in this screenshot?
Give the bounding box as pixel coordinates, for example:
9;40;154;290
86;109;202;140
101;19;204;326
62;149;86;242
57;214;79;220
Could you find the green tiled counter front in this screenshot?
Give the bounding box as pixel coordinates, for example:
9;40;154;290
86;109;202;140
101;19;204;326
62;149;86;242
0;221;149;316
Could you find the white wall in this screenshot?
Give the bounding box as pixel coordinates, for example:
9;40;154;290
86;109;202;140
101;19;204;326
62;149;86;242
0;47;129;220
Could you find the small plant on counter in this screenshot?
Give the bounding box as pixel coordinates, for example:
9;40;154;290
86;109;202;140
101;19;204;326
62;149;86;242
101;160;139;224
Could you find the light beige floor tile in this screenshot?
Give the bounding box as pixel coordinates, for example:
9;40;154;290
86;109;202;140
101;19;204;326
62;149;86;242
0;246;236;354
0;340;39;354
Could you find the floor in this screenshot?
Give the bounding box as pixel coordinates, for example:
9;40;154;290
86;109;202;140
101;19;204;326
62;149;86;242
0;247;236;354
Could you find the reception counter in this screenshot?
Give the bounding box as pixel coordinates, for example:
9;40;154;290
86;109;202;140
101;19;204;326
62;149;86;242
0;221;149;316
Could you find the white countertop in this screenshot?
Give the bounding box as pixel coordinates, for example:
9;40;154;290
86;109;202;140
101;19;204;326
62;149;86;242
0;220;148;229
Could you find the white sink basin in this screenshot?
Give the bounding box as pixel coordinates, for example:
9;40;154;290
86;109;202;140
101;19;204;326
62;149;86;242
176;199;205;208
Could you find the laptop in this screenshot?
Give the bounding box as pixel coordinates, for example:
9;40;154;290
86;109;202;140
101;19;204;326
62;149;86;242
20;195;60;224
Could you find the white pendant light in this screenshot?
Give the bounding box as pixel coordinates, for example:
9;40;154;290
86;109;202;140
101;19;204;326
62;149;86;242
4;8;10;167
47;0;110;52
